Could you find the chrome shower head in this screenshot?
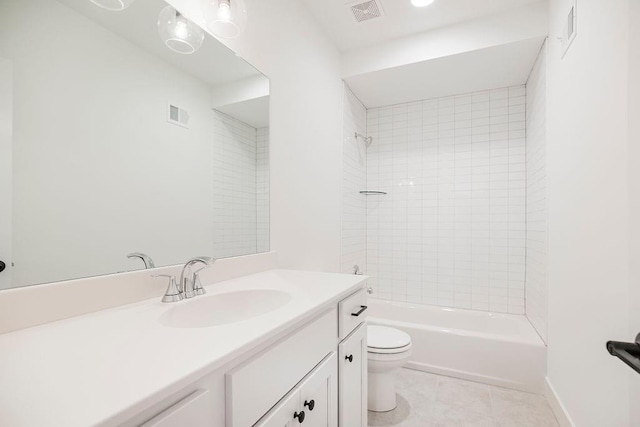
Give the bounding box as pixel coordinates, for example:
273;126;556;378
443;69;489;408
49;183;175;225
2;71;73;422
355;132;373;147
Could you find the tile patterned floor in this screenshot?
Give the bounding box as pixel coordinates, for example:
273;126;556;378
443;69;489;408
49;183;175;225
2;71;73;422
368;369;559;427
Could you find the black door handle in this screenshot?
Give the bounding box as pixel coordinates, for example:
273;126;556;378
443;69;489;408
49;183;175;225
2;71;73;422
0;260;5;273
351;305;368;316
607;332;640;375
304;399;315;411
345;354;353;363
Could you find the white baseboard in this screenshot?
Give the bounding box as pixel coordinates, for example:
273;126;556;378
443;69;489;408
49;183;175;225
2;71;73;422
545;377;575;427
405;361;542;394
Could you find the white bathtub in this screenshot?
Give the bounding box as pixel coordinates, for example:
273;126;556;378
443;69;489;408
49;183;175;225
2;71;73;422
367;299;546;394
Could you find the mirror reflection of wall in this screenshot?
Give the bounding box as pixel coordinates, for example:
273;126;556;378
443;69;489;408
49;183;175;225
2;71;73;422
0;0;269;290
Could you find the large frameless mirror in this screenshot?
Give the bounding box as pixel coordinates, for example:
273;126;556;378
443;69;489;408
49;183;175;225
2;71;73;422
0;0;270;290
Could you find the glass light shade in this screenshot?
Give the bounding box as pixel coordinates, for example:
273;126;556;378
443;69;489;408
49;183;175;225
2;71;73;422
411;0;435;6
90;0;135;11
158;6;205;54
201;0;247;39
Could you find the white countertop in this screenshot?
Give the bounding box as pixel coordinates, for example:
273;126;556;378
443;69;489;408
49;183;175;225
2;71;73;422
0;269;367;427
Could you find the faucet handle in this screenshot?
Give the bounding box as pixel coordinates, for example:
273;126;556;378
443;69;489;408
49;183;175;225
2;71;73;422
193;271;207;296
153;274;183;303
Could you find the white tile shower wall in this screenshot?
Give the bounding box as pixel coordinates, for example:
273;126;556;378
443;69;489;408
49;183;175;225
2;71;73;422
525;43;547;342
257;127;270;253
341;85;367;274
212;110;258;258
366;86;527;314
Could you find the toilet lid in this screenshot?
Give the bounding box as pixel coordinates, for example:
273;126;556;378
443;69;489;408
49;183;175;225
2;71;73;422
367;325;411;351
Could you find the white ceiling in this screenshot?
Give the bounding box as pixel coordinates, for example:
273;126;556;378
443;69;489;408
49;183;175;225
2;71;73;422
345;36;545;108
302;0;543;52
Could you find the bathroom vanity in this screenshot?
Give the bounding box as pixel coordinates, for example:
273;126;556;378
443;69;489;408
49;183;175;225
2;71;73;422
0;269;368;427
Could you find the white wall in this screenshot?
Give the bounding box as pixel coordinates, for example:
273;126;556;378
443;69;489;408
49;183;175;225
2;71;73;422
168;0;344;272
546;0;632;425
525;41;548;343
341;85;367;274
365;87;527;313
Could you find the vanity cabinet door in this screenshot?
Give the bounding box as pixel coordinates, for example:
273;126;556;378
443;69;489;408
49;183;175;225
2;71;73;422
298;352;337;427
253;389;300;427
338;323;367;427
255;352;337;427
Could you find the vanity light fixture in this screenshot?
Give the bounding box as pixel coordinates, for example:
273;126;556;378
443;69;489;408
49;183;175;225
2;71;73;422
158;5;205;54
90;0;135;11
201;0;247;39
411;0;435;7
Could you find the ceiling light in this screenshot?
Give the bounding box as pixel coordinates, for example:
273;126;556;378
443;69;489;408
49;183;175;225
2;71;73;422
90;0;135;11
158;6;205;54
201;0;247;39
411;0;435;7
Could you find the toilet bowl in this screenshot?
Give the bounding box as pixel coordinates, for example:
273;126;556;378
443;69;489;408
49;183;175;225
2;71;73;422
367;325;412;412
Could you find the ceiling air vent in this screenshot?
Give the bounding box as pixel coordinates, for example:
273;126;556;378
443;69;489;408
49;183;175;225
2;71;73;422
349;0;384;23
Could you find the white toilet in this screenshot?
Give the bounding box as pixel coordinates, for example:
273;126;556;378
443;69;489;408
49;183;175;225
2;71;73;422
367;325;412;412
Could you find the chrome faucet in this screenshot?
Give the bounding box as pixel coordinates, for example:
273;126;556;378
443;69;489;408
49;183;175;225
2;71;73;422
127;253;156;269
179;256;215;299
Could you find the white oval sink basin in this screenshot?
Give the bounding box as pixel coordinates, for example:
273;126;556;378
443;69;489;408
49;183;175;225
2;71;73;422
159;289;292;328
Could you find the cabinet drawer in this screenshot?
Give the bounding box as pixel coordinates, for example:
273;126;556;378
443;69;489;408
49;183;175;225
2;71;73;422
226;308;337;427
338;289;368;340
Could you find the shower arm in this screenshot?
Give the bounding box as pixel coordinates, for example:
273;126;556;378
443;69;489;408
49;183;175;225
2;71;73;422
354;132;373;147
